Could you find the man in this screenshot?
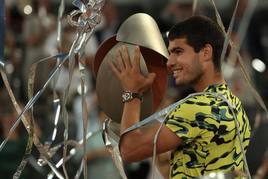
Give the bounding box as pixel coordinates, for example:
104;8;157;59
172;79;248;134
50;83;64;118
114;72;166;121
109;16;251;178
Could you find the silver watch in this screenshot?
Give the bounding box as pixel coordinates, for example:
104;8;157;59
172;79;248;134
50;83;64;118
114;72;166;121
122;91;143;103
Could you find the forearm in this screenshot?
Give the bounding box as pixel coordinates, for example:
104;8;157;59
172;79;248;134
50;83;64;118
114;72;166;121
120;98;141;134
119;98;149;162
119;98;160;162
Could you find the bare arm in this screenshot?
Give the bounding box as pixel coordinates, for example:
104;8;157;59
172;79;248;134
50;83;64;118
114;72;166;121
109;45;182;163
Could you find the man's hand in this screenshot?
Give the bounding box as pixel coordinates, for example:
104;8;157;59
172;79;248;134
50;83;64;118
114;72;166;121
109;45;156;94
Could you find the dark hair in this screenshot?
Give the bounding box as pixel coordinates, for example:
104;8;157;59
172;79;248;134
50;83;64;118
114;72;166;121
168;15;226;71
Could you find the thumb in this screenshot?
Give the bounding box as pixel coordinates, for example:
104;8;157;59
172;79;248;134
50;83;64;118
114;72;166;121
140;73;156;93
146;73;156;85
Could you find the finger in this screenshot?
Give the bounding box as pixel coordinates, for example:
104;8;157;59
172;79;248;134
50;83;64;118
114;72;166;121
133;46;141;72
145;73;156;85
116;48;125;70
108;60;121;80
119;45;132;69
140;73;156;93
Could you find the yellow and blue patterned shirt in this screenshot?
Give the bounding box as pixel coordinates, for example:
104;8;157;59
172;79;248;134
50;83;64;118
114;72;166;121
165;84;251;178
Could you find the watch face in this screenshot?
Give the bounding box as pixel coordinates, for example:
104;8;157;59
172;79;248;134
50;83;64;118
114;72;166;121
122;92;132;101
122;91;142;103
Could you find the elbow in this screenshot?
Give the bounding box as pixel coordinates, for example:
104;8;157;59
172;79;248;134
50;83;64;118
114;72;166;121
119;130;149;163
121;153;133;163
119;133;144;163
120;141;136;163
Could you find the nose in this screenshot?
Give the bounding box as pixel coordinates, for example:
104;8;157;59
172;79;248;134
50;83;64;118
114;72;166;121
166;56;173;68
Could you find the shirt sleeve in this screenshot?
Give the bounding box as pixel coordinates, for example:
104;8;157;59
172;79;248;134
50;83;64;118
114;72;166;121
165;96;212;145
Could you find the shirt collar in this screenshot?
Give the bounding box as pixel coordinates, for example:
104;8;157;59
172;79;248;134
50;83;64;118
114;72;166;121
203;83;228;92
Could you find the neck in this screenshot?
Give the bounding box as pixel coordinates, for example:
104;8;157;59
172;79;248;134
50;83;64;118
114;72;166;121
193;69;225;92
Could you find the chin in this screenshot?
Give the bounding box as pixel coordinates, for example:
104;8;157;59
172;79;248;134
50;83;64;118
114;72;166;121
175;81;186;87
175;79;191;87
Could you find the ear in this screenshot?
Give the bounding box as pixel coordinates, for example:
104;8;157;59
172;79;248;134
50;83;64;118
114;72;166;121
201;44;213;62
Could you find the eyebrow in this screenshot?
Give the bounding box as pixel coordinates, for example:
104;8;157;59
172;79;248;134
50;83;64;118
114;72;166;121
168;47;184;53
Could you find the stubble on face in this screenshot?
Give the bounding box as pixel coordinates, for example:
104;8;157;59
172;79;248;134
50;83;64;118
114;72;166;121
168;38;204;88
174;54;203;87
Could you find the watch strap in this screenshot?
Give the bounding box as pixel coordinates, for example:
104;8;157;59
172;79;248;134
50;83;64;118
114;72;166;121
122;91;143;103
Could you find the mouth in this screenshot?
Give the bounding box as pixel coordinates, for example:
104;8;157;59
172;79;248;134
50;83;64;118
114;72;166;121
172;68;183;77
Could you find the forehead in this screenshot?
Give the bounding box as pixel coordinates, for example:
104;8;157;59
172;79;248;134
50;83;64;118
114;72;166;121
168;38;189;50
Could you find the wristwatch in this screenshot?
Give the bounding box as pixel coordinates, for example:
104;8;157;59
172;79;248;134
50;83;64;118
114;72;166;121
122;91;143;103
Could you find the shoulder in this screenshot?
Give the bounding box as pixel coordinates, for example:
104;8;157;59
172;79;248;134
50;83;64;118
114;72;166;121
168;93;218;119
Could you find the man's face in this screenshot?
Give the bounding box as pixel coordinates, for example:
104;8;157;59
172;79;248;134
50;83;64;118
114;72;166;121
167;38;203;86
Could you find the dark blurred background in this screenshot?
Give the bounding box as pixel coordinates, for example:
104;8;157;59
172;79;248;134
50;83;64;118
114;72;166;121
1;0;268;178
